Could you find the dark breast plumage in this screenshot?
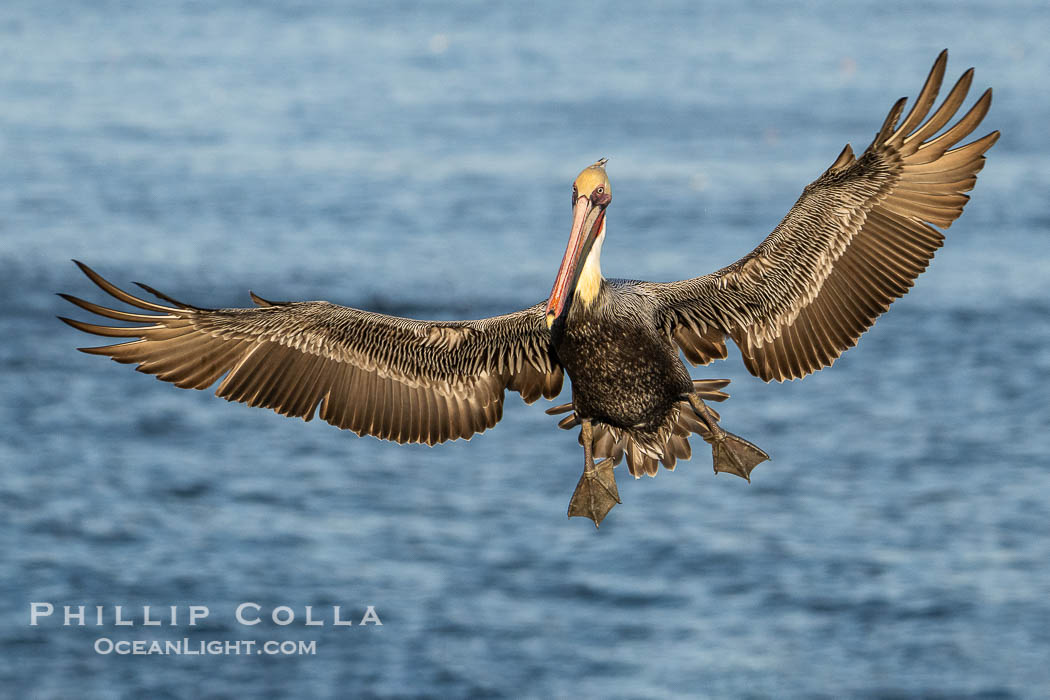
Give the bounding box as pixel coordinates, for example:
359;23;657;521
552;280;692;434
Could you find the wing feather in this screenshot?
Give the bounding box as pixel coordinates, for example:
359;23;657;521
62;261;562;444
650;51;997;381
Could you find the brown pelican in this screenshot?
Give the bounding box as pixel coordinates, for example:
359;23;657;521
60;51;996;526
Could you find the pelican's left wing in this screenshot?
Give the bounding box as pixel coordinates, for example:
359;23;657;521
648;51;998;382
60;261;562;444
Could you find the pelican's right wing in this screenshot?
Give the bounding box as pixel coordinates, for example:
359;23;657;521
59;262;562;445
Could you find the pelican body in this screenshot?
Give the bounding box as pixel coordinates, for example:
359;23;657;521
545;163;694;438
554;281;694;437
60;52;997;526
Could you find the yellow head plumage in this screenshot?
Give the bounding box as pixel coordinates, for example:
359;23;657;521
545;159;612;327
573;158;611;200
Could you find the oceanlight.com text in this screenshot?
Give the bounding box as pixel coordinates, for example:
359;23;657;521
94;638;317;656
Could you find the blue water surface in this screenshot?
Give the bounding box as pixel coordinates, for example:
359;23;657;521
2;1;1049;697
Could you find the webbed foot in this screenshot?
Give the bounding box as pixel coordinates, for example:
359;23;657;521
567;458;621;527
710;431;769;481
687;392;769;482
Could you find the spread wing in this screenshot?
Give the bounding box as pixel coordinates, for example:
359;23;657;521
649;50;998;381
59;261;563;444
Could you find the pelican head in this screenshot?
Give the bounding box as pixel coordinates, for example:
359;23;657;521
545;159;612;328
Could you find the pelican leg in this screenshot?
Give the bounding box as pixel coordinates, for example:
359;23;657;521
567;418;621;528
687;394;769;482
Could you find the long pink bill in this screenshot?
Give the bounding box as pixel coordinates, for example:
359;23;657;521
545;197;593;327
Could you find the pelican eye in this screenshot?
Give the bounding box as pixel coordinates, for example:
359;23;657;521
596;186;604;194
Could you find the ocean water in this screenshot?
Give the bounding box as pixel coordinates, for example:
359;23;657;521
3;1;1049;697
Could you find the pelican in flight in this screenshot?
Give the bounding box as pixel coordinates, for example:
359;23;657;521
61;52;996;526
